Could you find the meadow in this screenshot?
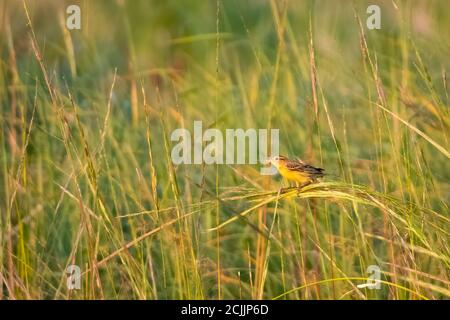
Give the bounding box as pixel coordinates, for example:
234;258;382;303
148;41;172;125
0;0;449;299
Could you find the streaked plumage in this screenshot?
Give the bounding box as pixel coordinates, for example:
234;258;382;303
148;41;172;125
269;155;324;187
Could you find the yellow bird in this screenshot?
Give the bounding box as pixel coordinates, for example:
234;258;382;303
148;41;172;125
269;155;324;188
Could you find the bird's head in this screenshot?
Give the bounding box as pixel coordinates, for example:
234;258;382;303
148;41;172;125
269;155;288;168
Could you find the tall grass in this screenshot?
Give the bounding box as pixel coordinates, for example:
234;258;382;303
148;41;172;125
0;0;449;299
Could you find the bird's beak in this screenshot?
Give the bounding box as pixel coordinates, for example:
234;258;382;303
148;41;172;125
268;157;277;167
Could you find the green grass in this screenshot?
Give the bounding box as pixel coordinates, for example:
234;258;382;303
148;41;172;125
0;0;449;299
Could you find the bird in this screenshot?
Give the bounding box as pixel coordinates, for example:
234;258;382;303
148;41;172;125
269;155;325;189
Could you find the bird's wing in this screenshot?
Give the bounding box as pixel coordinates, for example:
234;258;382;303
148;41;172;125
286;160;324;175
285;160;306;171
302;164;325;175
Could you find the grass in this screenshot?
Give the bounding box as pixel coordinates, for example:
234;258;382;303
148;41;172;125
0;0;449;299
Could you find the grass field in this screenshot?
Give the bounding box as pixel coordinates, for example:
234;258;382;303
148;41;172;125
0;0;449;299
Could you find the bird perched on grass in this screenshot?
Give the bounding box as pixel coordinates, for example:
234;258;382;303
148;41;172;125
269;155;325;189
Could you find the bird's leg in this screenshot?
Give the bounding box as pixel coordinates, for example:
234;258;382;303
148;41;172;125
296;181;313;195
284;180;297;192
299;181;312;189
280;180;288;192
295;182;301;195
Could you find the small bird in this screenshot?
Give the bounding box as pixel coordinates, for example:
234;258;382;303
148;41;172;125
269;155;325;189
